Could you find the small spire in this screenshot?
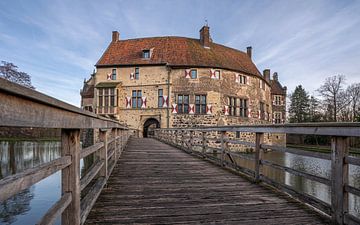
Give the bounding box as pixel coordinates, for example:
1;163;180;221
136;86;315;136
205;19;208;26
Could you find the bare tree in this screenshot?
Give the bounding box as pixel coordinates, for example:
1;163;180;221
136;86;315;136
317;75;347;122
0;61;35;89
346;83;360;121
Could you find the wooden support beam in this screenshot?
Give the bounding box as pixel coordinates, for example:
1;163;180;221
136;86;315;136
254;132;264;182
331;136;349;225
202;131;206;154
220;131;227;166
98;129;108;178
61;129;81;225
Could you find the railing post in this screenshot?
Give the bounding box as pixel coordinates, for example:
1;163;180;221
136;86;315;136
113;129;117;160
254;132;264;183
202;131;206;154
189;130;194;152
221;131;227;166
331;136;349;225
99;129;108;178
61;129;81;225
181;130;185;149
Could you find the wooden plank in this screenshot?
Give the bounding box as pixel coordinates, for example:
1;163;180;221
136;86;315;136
61;129;81;225
80;160;104;191
261;159;330;186
84;138;329;225
344;213;360;225
98;130;108;178
80;142;104;159
80;177;106;225
345;155;360;166
157;122;360;137
36;193;72;225
227;139;256;147
254;133;263;182
260;175;331;215
0;156;71;202
261;144;331;160
0;77;126;129
345;185;360;197
331;136;349;225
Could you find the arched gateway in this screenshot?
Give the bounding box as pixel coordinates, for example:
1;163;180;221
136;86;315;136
143;118;160;138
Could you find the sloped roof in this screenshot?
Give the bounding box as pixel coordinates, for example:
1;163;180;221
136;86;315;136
96;37;262;77
271;80;287;95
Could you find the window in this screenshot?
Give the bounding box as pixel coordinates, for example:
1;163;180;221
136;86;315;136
260;102;265;120
215;70;220;79
274;95;282;105
228;97;248;117
177;94;189;114
236;131;241;138
228;97;236;116
158;89;163;107
135;67;140;79
274;112;282;124
132;90;142;108
191;69;197;79
237;74;247;84
142;50;150;59
239;75;247;84
239;99;248;117
111;69;116;80
97;88;117;114
195;95;206;114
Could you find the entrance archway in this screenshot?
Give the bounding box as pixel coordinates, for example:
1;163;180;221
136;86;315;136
143;118;160;138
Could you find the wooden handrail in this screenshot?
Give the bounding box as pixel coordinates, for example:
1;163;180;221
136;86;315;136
154;125;360;225
0;156;71;202
0;79;132;225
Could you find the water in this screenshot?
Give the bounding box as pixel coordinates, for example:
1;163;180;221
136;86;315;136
1;141;360;224
226;150;360;217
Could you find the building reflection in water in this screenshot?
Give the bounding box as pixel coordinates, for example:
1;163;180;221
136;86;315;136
0;141;60;224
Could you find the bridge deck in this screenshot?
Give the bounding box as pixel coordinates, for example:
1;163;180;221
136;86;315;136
85;138;329;225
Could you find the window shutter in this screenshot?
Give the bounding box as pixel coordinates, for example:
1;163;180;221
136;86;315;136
107;73;112;80
224;105;229;115
162;96;168;107
125;97;131;108
171;104;178;114
206;105;212;115
247;76;250;85
130;72;135;80
235;73;240;83
141;97;147;108
189;104;195;114
185;69;191;78
210;69;216;79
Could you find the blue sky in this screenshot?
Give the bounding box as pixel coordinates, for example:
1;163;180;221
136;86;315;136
1;0;359;106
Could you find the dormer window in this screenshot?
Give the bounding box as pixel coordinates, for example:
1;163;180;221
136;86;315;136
142;50;150;59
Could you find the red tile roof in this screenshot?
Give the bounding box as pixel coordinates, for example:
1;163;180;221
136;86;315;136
271;80;287;95
96;37;262;77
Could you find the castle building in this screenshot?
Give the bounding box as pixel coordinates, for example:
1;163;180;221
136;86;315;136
81;26;287;138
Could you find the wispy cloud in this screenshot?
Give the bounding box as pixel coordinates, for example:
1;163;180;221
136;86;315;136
0;0;359;106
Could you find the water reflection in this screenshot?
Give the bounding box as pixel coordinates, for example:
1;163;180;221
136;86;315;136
0;141;60;225
227;150;360;217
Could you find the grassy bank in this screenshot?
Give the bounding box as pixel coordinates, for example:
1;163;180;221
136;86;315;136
287;144;360;155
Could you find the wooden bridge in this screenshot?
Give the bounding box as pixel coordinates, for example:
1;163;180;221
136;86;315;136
1;77;360;225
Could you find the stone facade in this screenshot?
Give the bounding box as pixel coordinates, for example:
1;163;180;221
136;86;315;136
80;25;287;147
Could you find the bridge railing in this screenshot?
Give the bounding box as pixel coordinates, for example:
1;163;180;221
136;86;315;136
153;124;360;225
0;78;131;225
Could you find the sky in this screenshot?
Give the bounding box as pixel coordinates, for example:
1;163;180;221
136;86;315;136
0;0;359;106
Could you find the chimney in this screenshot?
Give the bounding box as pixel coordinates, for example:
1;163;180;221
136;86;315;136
263;69;270;82
199;25;210;48
112;31;119;42
246;46;252;59
273;72;278;81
